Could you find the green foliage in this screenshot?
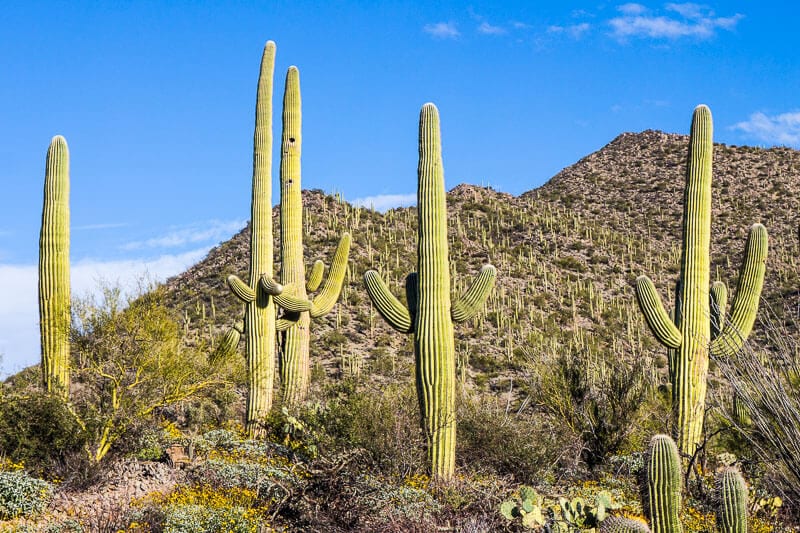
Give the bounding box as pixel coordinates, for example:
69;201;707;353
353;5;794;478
70;283;238;462
500;487;619;531
0;389;87;477
0;470;53;520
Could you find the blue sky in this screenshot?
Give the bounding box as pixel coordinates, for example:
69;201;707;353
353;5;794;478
1;1;798;375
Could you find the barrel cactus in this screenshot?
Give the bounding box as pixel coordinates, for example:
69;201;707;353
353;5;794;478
643;434;683;533
364;103;496;479
716;468;748;533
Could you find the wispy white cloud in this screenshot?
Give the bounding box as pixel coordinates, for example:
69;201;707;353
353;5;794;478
548;22;591;39
618;3;648;15
351;193;416;212
609;3;743;41
0;248;210;379
423;22;460;39
120;219;244;251
477;21;506;35
732;111;800;147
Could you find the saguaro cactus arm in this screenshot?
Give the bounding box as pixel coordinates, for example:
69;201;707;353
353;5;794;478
710;281;728;340
306;260;325;292
711;223;768;358
310;232;352;318
451;264;497;323
635;276;682;349
227;275;256;302
364;269;413;333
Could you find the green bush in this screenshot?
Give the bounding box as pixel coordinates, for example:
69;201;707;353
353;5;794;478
0;470;54;520
0;389;87;477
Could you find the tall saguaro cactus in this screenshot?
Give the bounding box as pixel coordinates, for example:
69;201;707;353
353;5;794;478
39;135;71;398
635;105;768;455
364;103;497;479
226;41;280;438
267;66;351;405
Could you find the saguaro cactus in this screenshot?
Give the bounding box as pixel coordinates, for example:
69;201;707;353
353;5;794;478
716;468;748;533
643;434;683;533
635;105;768;454
39;135;71;399
265;66;351;405
226;41;280;438
364;103;496;479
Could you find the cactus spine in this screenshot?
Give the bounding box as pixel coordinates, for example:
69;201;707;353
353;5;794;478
39;135;71;399
643;434;683;533
271;66;351;405
226;41;279;438
635;105;768;454
364;103;496;479
716;468;748;533
600;517;652;533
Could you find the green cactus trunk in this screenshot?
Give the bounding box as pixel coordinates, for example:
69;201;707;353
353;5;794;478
227;41;277;438
643;434;683;533
635;105;768;455
415;103;457;478
364;103;496;480
278;66;311;404
716;469;748;533
674;105;712;455
39;135;71;399
273;66;351;405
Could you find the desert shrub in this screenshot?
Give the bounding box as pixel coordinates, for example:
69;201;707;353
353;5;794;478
0;388;88;477
69;283;240;463
317;381;425;476
535;346;661;470
457;392;571;482
0;470;53;520
716;303;800;518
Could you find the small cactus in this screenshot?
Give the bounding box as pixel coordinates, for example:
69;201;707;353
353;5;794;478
600;516;652;533
716;468;748;533
642;434;683;533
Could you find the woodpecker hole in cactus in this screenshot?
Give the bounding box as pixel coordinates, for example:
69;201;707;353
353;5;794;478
289;137;295;143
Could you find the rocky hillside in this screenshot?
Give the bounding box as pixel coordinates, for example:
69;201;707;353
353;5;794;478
164;129;800;396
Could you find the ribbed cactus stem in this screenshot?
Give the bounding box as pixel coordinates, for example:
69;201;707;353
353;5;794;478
364;103;496;480
39;135;71;399
226;41;277;437
274;66;351;405
674;105;712;456
416;103;457;479
716;469;748;533
635;105;768;455
643;434;683;533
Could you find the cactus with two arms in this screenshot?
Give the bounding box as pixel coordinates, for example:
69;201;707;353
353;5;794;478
635;105;768;455
364;103;496;479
